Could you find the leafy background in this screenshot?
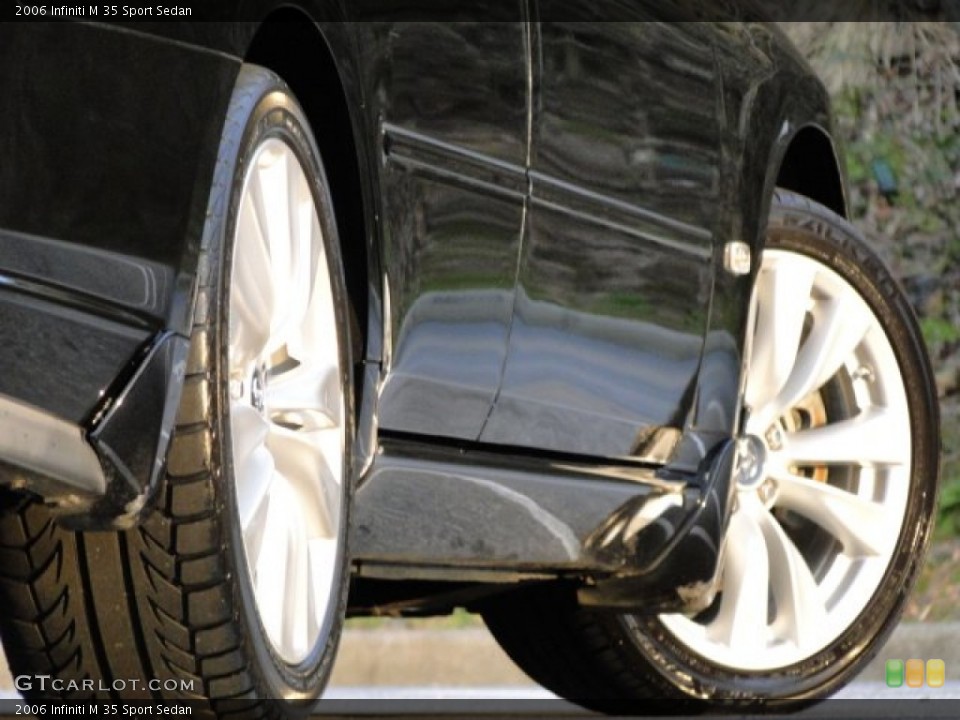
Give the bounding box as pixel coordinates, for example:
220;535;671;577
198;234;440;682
782;22;960;619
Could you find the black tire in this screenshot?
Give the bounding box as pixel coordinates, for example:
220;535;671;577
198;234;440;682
483;190;940;711
0;65;354;714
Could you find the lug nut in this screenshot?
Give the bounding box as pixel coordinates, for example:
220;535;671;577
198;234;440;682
765;425;784;451
758;478;777;504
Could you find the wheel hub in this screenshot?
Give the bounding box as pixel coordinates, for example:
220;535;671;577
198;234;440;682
735;435;767;489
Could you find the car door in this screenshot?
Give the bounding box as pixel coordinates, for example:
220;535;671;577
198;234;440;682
351;15;530;440
480;14;724;460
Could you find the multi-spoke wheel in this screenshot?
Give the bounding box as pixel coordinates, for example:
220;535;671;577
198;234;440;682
228;137;346;666
481;190;939;708
0;66;353;711
209;67;353;704
660;244;911;669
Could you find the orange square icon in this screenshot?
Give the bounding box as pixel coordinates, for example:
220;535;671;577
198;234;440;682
927;659;945;688
906;659;924;688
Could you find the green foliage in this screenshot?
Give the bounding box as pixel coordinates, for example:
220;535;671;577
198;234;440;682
345;608;481;630
922;316;960;349
939;475;960;537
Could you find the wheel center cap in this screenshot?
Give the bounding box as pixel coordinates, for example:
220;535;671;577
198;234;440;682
250;366;267;414
736;435;767;489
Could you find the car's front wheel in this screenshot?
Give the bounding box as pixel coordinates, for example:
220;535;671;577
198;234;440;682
0;65;353;713
483;189;940;709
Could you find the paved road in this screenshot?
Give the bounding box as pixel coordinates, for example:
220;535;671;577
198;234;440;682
3;684;959;718
323;681;960;701
5;622;960;717
316;684;960;718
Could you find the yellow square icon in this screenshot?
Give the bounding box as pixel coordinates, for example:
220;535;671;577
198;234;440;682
927;659;945;688
906;659;924;688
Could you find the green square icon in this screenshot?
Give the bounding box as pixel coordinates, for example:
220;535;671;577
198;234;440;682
886;659;904;687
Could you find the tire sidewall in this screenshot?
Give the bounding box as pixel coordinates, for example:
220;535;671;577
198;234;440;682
616;192;940;701
210;68;354;700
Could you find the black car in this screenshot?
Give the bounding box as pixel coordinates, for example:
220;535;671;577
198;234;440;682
0;11;940;713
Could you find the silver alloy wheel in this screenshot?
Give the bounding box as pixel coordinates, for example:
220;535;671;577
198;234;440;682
661;248;911;671
228;137;345;665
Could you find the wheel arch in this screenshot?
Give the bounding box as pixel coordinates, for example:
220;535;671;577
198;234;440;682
736;70;849;261
693;68;849;445
774;125;847;220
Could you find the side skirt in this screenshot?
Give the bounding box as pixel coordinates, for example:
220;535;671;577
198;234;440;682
350;435;736;613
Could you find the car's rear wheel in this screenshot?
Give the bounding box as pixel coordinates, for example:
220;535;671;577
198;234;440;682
0;65;353;712
482;190;940;710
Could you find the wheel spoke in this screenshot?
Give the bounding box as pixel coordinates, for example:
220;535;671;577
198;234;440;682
780;407;907;467
746;258;815;410
242;500;269;574
267;427;341;539
236;444;275;530
232;404;274;532
760;285;872;427
757;508;827;649
231;194;274;364
230;404;269;464
282;496;311;660
288;145;318;307
254;480;291;646
250;147;298;347
280;240;316;355
266;362;341;431
773;472;892;557
710;500;769;651
254;144;320;353
287;167;321;349
308;538;337;633
296;217;338;370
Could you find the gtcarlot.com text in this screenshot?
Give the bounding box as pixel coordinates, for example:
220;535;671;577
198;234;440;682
15;675;196;694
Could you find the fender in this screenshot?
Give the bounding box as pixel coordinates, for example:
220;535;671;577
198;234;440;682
690;23;847;451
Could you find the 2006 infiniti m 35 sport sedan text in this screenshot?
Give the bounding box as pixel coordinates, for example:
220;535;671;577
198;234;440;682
0;9;941;715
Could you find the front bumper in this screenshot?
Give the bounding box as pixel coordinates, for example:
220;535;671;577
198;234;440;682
0;319;187;530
